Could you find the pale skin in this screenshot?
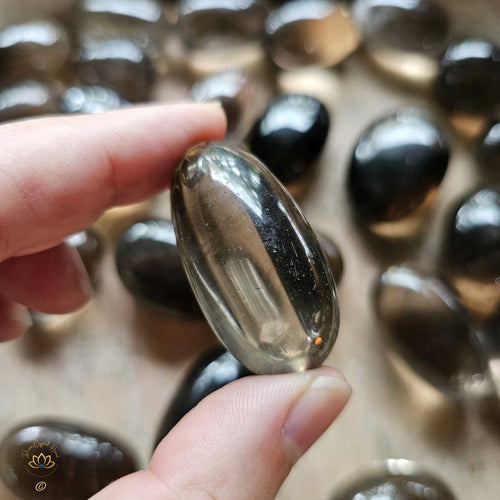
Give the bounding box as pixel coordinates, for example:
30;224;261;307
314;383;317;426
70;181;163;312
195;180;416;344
0;103;351;500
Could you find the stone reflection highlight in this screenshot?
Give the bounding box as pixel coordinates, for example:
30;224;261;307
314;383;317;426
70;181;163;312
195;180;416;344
374;265;488;397
61;85;126;114
171;142;339;374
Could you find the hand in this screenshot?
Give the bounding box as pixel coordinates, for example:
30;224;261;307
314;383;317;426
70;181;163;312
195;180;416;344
0;105;351;499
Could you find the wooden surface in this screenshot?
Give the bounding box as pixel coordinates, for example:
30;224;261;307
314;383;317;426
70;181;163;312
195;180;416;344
1;2;499;499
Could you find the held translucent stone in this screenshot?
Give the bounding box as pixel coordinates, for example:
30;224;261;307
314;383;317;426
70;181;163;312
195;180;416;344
265;0;360;70
61;85;127;114
347;108;449;237
0;420;137;499
76;38;156;102
352;0;450;86
436;39;500;117
154;345;251;448
0;19;71;81
374;265;487;397
171;142;339;374
116;219;203;318
248;93;330;197
0;80;60;123
441;187;500;320
332;459;456;500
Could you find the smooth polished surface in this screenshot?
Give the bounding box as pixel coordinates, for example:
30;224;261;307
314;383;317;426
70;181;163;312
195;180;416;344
436;38;500;116
0;420;137;499
154;345;251;448
478;121;500;173
333;459;456;499
61;85;126;114
0;80;60;123
116;219;202;318
265;0;360;70
347;108;449;231
352;0;450;85
76;38;156;102
316;231;344;285
441;187;500;320
374;265;488;397
171;143;339;374
248;94;330;190
0;19;71;81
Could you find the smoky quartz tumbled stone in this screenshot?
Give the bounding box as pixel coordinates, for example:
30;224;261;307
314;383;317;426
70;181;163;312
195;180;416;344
116;218;202;318
265;0;360;69
348;108;449;236
374;265;487;397
436;39;500;117
0;420;137;499
333;459;456;500
154;345;251;448
171;142;339;374
441;187;500;320
76;38;156;102
0;80;60;123
61;86;126;114
0;19;71;81
352;0;450;85
248;94;330;196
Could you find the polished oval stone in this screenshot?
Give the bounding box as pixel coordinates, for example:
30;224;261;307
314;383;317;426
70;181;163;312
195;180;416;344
333;459;456;500
478;121;500;173
116;218;202;318
66;228;105;286
61;85;127;114
190;69;272;139
178;0;268;48
0;80;60;123
374;265;487;396
78;0;166;60
265;0;360;69
0;19;71;81
76;38;156;102
441;187;500;320
171;142;339;374
154;345;251;448
315;231;343;285
348;108;449;233
352;0;450;85
0;420;138;499
248;94;330;195
436;39;500;117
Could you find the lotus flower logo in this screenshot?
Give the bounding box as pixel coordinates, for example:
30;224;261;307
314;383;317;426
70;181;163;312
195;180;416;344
28;453;55;470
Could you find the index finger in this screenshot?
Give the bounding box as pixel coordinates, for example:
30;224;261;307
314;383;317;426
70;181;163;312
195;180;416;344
0;102;226;262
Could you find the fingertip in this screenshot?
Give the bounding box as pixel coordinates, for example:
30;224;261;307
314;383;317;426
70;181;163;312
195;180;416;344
0;297;32;341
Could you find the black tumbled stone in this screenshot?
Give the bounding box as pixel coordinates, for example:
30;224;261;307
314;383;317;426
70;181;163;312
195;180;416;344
348;108;449;225
436;38;500;116
0;420;137;499
248;94;330;187
154;345;251;449
478;121;500;173
116;218;202;318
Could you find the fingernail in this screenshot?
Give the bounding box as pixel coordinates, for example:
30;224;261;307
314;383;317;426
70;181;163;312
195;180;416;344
283;375;351;460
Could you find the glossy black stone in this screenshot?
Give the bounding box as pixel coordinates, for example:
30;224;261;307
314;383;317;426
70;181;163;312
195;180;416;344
348;108;449;223
436;39;500;116
0;420;138;499
478;121;500;172
76;38;156;102
441;187;500;319
333;466;456;499
66;228;105;286
248;94;330;186
116;218;202;318
61;86;127;114
374;265;487;396
0;80;60;123
154;345;251;448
